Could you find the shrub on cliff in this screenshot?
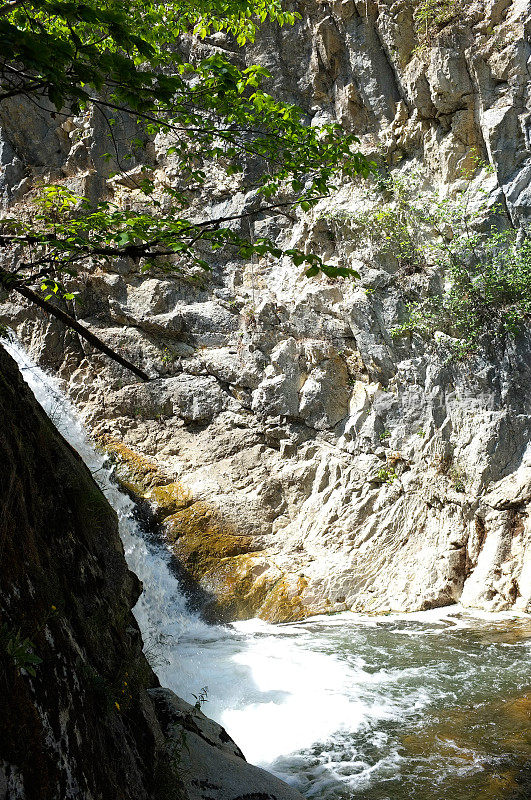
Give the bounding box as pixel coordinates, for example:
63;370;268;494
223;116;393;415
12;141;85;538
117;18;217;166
392;229;531;354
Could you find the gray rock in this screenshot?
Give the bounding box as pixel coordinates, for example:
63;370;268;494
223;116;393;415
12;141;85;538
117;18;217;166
149;689;305;800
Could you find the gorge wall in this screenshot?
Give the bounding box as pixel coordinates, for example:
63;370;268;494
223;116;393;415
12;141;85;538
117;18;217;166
0;344;304;800
1;0;530;622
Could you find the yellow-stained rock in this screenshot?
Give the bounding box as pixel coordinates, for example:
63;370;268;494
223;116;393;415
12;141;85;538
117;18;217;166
147;482;193;519
165;502;253;562
259;575;310;623
97;434;168;495
93;439;316;623
201;553;283;621
164;502;314;622
165;502;271;620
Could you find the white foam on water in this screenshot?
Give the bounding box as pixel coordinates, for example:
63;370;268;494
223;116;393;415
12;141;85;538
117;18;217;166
218;635;396;765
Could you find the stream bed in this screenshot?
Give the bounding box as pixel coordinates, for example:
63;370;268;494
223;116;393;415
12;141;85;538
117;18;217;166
7;337;531;800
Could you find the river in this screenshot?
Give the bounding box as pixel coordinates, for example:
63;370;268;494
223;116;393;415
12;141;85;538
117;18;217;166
6;336;531;800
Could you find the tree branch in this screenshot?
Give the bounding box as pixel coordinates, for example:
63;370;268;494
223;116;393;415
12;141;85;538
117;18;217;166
13;284;150;382
0;195;328;259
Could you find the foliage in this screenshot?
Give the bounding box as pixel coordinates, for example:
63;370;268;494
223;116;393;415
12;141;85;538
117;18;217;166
433;451;467;491
393;230;531;353
160;347;177;367
1;182;362;294
0;0;299;112
167;723;192;772
321;171;427;274
77;660;115;714
344;160;531;354
0;0;373;315
142;630;174;667
413;0;461;45
166;686;208;773
0;623;43;677
375;467;397;484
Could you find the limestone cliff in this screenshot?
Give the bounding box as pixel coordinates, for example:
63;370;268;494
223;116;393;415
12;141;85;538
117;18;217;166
0;344;304;800
0;0;530;620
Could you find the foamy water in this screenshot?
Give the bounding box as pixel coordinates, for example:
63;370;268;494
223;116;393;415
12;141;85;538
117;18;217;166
6;335;531;800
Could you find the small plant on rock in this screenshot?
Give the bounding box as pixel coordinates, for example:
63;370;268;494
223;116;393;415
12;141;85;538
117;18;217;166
375;467;397;485
160;347;176;366
0;624;43;677
413;0;462;47
192;686;209;711
448;466;467;493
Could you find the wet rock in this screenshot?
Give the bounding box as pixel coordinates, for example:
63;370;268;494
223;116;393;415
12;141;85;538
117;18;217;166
0;344;184;800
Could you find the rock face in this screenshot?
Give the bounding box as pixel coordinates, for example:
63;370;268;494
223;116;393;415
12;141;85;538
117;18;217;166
1;0;530;620
0;344;305;800
148;689;305;800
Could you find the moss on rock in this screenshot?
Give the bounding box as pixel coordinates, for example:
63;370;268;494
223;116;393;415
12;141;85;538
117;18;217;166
163;502;315;622
259;575;309;623
97;435;169;495
166;502;254;570
147;482;194;519
95;438;315;623
201;554;282;621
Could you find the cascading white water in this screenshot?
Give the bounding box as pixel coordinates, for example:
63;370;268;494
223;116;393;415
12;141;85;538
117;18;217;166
6;336;531;800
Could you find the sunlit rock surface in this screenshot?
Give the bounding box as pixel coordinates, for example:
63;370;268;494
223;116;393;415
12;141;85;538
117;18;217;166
1;0;530;620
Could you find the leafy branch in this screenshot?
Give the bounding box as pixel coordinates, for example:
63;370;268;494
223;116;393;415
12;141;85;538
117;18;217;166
0;0;375;378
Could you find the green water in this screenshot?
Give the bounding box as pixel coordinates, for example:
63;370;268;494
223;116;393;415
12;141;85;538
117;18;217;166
261;614;531;800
